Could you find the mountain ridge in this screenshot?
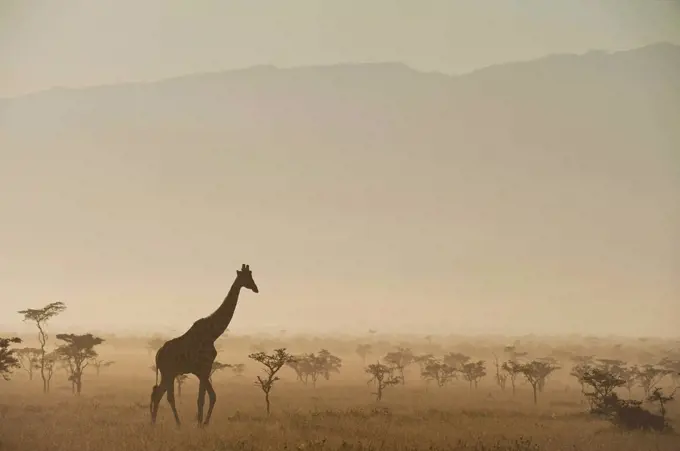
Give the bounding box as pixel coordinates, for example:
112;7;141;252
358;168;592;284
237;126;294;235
2;42;677;101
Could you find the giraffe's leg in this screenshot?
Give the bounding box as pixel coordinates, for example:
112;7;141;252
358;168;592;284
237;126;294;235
197;379;207;425
150;381;167;425
165;378;181;427
202;378;217;426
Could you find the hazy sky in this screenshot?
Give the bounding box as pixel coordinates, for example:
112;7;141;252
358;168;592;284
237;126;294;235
1;1;679;338
1;0;680;97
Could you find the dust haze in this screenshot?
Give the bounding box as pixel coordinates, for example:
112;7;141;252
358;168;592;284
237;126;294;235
1;1;679;450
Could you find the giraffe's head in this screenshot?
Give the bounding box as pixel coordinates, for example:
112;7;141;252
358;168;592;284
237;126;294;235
236;264;259;293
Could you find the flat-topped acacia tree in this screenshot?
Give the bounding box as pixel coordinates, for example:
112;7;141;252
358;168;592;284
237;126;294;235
248;348;295;415
18;302;66;393
55;333;104;395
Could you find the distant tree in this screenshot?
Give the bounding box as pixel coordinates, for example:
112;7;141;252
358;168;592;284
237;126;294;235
286;357;308;384
42;352;57;391
534;357;561;392
175;374;189;397
0;337;22;381
55;333;104;394
595;359;626;379
316;349;342;382
355;344;372;365
502;360;523;395
647;387;676;421
413;353;435;373
619;365;639;398
460;360;487;390
658;357;680;387
231;363;246;377
492;353;507;390
636;364;672;397
210;361;232;382
248;348;295;415
518;360;558;404
15;347;41;381
442;352;470;370
383;347;414;385
420;358;456;388
365;361;401;401
580;366;626;412
18;301;67;393
92;359;115;376
146;336;166;356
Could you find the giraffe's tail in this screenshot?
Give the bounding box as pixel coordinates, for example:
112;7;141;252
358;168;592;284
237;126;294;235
150;361;160;416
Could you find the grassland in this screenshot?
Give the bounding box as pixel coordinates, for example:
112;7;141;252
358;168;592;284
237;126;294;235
1;336;678;451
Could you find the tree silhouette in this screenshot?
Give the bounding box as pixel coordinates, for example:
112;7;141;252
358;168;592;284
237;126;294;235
209;361;232;382
636;364;673;397
420;358;456;388
55;333;104;394
383;347;414;385
18;301;66;393
460;360;487;390
502;360;523;396
492;353;508;390
518;360;558;404
175;374;189;397
355;344;372;365
92;359;115;376
248;348;295;415
0;337;22;381
15;347;41;381
365;361;400;401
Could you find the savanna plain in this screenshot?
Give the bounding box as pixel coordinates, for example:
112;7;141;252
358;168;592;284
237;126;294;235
1;332;679;451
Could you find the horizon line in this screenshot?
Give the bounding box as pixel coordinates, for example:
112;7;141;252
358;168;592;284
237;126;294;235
1;41;674;101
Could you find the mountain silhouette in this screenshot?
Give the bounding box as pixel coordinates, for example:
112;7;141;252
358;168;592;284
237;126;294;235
1;44;678;327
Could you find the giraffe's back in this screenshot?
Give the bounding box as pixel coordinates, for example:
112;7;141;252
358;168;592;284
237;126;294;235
156;335;217;376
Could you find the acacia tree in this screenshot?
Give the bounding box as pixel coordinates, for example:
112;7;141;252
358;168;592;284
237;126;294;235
175;374;189;397
0;337;22;381
356;344;372;365
647;387;676;421
248;348;295;415
420;358;456;388
55;333;104;395
460;360;487;390
15;347;41;381
492;353;508;390
636;364;673;397
92;359;115;376
18;301;67;393
443;352;470;371
619;365;639;398
210;361;232;382
384;347;414;385
580;366;626;413
518;360;558;404
365;361;401;401
534;357;561;392
502;360;523;395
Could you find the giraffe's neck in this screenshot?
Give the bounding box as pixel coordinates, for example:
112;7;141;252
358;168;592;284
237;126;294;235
205;279;241;342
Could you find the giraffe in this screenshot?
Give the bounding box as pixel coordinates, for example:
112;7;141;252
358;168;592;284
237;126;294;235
149;263;258;426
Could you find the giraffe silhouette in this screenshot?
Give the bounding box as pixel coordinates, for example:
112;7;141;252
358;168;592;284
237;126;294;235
150;264;259;426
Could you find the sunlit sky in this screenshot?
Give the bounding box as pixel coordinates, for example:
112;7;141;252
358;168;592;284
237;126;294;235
1;1;679;337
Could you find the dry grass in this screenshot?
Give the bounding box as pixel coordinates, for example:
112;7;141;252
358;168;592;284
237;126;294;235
1;366;678;451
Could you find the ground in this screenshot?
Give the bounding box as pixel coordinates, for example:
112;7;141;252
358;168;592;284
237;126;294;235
1;369;678;451
1;334;678;451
